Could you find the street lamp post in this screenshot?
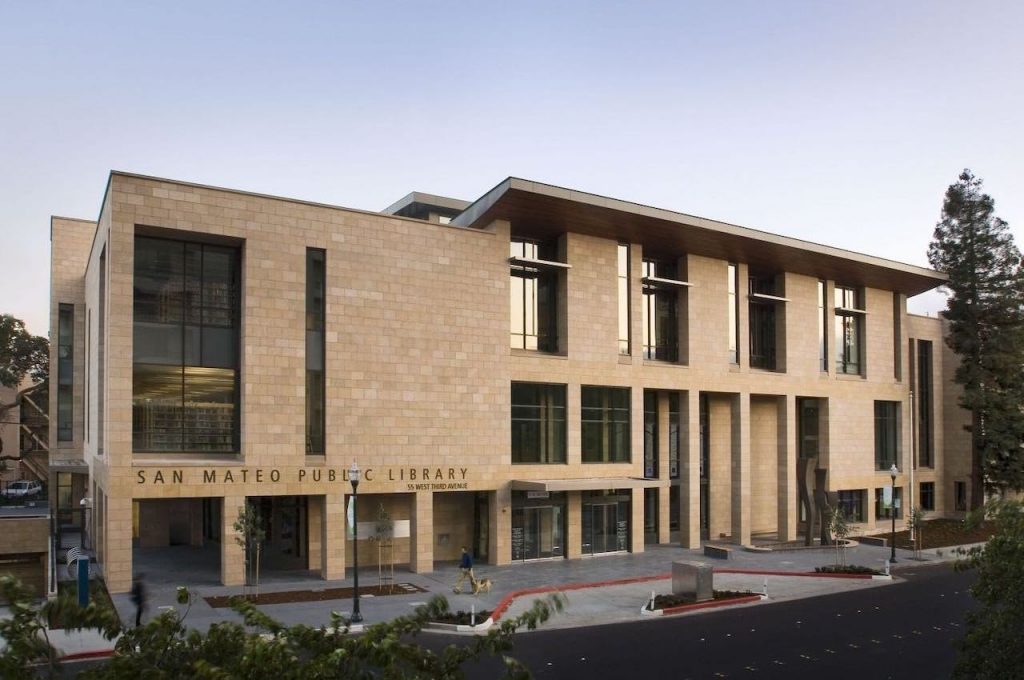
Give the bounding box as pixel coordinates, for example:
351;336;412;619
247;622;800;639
349;461;363;623
890;463;898;564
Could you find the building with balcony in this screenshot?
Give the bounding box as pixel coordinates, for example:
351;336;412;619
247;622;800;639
49;172;970;593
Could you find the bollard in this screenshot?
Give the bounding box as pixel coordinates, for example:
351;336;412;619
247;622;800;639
470;604;475;627
884;559;890;576
762;577;768;597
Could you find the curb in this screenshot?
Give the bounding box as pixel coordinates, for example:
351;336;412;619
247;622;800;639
715;568;883;580
491;572;672;621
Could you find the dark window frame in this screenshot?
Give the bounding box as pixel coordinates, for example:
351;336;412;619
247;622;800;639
57;303;74;442
511;382;567;464
835;285;864;375
509;238;559;353
306;248;326;455
919;481;935;511
837;489;866;522
581;386;631;463
642;259;679;362
917;340;934;468
874;401;899;471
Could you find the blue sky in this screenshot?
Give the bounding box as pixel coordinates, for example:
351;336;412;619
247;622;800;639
2;1;1022;335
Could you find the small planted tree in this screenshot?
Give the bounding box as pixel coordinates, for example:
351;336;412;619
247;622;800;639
233;501;266;595
828;506;850;567
908;507;927;559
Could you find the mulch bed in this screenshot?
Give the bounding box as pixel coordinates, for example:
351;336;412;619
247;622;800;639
48;579;117;630
814;565;884;576
652;590;753;609
876;518;995;550
205;582;427;608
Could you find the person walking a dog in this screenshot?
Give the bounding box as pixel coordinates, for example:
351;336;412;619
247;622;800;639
453;546;476;594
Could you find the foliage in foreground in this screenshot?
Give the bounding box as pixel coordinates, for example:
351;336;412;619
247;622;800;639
0;577;564;679
954;500;1024;679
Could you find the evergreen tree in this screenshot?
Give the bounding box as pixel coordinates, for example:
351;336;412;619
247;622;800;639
928;170;1024;506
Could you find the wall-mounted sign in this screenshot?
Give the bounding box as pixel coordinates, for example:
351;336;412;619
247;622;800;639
134;466;470;490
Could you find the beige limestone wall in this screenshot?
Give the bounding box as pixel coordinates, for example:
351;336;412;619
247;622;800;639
750;396;778;535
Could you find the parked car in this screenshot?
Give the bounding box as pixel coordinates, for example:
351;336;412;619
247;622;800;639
1;480;43;499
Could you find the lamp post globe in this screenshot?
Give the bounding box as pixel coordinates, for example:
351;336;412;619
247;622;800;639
890;463;898;564
349;461;363;623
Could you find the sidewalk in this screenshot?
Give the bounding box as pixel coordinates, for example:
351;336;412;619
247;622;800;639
39;539;964;659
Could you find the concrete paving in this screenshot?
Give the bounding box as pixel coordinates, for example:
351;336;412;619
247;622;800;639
8;538;968;659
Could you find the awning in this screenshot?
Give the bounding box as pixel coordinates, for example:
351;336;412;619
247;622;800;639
48;459;89;473
511;477;668;492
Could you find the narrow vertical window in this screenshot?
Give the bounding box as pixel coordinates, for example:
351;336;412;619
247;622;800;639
617;244;630;355
306;249;326;455
727;264;738;364
57;303;74;441
747;272;779;370
817;281;827;372
642;260;678;361
643;391;658;478
917;340;934;467
668;393;680;479
874;401;899;470
509;238;559;352
98;247;106;454
834;285;864;375
85;310;91;443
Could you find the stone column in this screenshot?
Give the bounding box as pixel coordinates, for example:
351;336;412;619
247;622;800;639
680;390;701;548
104;494;133;593
322;494;345;579
221;495;246;587
630;487;645;554
777;395;797;542
491;486;512;565
409;491;434;573
566;491;582;559
731;393;751;546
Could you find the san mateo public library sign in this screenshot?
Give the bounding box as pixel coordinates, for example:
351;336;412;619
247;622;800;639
135;465;471;492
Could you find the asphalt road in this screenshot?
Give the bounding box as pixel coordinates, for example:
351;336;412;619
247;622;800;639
451;563;977;680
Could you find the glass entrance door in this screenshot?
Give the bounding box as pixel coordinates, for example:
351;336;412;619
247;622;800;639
583;502;625;555
512;505;564;560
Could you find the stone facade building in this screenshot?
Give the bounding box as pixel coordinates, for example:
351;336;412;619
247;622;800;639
49;172;969;593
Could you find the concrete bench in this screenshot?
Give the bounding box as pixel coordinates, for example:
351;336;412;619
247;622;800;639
703;544;733;559
855;535;888;547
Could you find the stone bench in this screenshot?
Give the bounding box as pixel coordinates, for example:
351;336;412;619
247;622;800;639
703;544;733;559
672;560;713;602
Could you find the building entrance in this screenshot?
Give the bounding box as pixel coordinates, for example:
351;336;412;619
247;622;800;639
582;490;630;554
511;491;566;561
252;496;308;571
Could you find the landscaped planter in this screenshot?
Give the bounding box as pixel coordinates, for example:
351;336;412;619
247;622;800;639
424;609;495;633
640;591;764;617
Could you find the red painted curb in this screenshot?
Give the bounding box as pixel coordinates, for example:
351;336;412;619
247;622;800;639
660;594;763;615
715;568;875;579
491;572;672;621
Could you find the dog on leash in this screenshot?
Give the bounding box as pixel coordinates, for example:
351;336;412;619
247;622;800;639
472;578;493;595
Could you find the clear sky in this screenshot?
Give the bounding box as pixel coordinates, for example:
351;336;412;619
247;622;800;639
2;1;1022;337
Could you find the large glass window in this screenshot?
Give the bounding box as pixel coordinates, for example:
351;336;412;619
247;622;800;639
727;264;738;364
917;340;934;467
874;401;899;470
920;481;935;511
57;303;74;441
643;391;657;478
835;285;863;375
581;489;631;554
642;260;678;361
511;382;566;463
617;244;630;355
133;236;240;452
837;489;866;522
509;239;558;352
581;386;630;463
306;249;325;455
875;486;903;520
748;273;778;370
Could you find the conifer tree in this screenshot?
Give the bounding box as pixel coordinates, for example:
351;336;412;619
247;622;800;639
928;170;1024;506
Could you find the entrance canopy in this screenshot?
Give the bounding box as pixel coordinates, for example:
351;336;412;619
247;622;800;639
510;477;667;493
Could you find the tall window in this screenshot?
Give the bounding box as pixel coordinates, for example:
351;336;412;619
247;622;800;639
643;391;657;478
917;340;934;467
57;303;74;442
98;247;106;454
798;398;820;459
668;393;680;479
919;481;935;511
511;382;566;463
133;236;240;452
617;244;630;355
748;273;778;370
727;264;738;364
818;281;827;371
874;401;899;470
582;386;630;463
642;260;678;361
510;239;558;352
306;249;326;455
954;481;967;511
835;285;863;374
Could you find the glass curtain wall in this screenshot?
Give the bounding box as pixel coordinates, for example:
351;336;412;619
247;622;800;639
133;236;240;452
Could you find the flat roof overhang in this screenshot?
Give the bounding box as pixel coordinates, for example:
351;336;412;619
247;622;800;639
511;477;669;492
454;178;947;297
49;459;89;473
